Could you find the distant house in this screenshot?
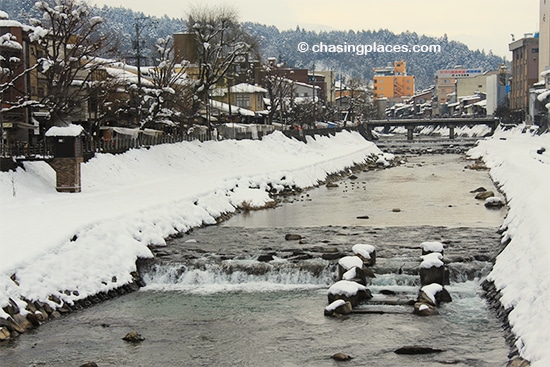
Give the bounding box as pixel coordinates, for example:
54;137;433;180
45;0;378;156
229;83;268;112
211;82;268;123
293;81;321;102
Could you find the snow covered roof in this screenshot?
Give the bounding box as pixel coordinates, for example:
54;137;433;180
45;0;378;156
209;99;255;116
45;124;84;137
293;80;321;90
229;83;267;94
0;12;23;28
104;65;155;87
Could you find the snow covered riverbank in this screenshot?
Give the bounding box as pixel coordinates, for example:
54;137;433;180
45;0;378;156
0;131;388;326
2;126;550;367
469;126;550;367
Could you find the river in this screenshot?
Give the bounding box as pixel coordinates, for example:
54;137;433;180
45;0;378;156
0;151;510;367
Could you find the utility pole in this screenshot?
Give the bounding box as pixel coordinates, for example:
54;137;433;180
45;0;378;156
133;17;155;125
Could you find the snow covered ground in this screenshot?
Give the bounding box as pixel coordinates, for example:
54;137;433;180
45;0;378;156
0;131;387;318
469;126;550;367
2;126;550;366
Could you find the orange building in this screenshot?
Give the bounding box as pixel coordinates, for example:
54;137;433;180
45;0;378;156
373;61;415;100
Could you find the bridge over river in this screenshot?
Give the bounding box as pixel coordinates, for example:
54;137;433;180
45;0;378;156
364;117;500;141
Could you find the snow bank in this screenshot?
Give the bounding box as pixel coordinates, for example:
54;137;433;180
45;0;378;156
0;131;382;315
469;126;550;367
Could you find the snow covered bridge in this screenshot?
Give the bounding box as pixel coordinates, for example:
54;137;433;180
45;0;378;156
364;117;500;141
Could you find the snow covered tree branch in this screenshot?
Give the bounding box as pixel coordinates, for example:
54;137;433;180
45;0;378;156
28;0;118;126
187;4;259;103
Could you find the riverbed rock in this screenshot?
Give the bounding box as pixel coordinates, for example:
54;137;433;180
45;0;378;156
419;266;449;286
506;357;531;367
413;302;440;316
257;254;274;262
284;234;303;241
331;352;353;361
122;330;145;342
418;284;452;307
484;197;505;209
0;326;10;340
342;266;368;286
338;256;365;279
328;280;372;307
79;363;99;367
470;186;487;193
351;244;376;266
420;241;444;256
475;190;495;200
324;299;353;316
394;345;444;355
419;253;449;286
326;182;339;188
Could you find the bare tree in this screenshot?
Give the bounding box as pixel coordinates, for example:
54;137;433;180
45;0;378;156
143;35;194;132
260;62;295;125
0;31;39;114
187;4;258;109
28;0;117;126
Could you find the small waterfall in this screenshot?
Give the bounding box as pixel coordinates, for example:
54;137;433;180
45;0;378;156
141;259;338;293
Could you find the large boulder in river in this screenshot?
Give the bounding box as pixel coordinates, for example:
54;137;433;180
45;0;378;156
351;243;376;266
417;283;452;307
342;266;368;286
337;255;364;280
328;280;372;307
324;299;353;316
420;241;444;256
419;253;449;286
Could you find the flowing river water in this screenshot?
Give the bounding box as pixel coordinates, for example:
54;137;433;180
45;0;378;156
1;148;511;367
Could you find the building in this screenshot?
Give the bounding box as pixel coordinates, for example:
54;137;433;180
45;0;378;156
509;34;539;119
373;61;415;100
0;14;34;145
210;82;267;123
456;73;487;99
435;68;484;106
540;0;550;76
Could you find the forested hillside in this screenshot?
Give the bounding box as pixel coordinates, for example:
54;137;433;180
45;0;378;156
1;0;505;88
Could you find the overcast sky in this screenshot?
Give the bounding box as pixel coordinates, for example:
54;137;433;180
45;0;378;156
88;0;540;59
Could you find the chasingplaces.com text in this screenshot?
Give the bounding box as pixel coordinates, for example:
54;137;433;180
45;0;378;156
297;41;442;55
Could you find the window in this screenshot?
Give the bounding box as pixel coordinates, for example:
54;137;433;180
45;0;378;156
256;94;262;108
235;94;250;108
